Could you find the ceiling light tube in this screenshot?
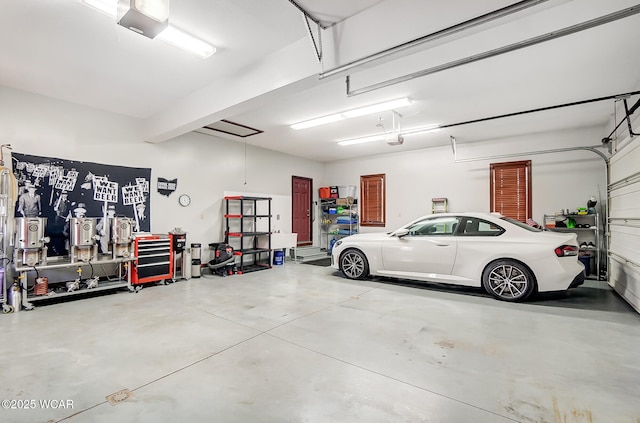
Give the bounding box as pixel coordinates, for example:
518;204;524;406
337;125;441;147
157;26;217;58
291;97;411;130
341;98;412;118
401;125;441;136
291;114;344;130
337;134;387;146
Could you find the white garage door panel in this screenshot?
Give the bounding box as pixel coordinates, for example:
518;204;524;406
609;137;640;181
608;256;640;313
608;133;640;313
608;184;640;219
609;226;640;266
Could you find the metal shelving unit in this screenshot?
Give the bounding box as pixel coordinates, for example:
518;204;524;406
543;212;601;279
319;198;358;253
224;196;272;274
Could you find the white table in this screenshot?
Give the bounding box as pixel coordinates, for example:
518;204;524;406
268;233;298;263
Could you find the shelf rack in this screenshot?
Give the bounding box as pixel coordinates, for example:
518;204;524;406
543;212;601;279
224;196;272;274
319;198;358;253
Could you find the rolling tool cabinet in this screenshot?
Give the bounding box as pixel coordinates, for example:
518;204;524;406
131;234;173;285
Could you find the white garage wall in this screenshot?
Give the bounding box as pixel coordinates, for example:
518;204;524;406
324;127;607;232
0;86;324;248
1;85;609;249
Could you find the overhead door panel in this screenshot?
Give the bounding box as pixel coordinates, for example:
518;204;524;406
608;128;640;313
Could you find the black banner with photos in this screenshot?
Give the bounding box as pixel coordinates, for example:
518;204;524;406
11;152;151;256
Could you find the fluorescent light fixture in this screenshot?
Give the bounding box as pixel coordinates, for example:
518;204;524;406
133;0;169;22
337;125;441;147
117;0;169;39
342;98;412;118
80;0;216;58
401;125;441;137
291;97;411;130
337;134;387;146
156;26;216;58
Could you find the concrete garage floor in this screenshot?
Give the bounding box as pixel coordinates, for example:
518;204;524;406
1;263;639;423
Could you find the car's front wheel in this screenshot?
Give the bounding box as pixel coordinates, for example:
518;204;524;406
339;249;369;280
482;259;535;302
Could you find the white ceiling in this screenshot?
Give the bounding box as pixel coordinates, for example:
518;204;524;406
1;0;639;162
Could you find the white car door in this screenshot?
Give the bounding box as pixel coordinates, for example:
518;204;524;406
381;216;460;277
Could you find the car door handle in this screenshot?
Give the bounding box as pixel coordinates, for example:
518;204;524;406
434;242;450;247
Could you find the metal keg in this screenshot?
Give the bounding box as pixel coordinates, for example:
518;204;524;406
14;217;47;250
70;218;97;246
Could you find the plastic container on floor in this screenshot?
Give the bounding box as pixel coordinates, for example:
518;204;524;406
578;255;590;276
273;249;284;265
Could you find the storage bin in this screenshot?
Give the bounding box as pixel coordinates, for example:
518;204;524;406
338;185;356;198
578;255;590;276
319;187;331;199
329;186;339;198
273;249;284;265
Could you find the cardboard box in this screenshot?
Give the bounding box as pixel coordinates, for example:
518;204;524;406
336;197;354;206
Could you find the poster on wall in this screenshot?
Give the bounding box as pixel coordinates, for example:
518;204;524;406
11;152;151;256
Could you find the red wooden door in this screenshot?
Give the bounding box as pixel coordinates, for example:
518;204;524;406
292;176;312;246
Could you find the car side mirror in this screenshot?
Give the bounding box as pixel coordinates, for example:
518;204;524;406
394;228;410;238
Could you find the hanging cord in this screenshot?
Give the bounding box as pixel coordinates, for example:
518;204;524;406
243;139;247;185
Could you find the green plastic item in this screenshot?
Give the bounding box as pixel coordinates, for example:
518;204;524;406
567;217;576;228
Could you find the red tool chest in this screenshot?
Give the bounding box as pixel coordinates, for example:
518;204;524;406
131;234;173;285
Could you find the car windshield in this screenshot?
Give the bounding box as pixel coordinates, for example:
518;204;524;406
500;217;542;232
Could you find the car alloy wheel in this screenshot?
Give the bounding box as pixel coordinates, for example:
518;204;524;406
482;260;535;302
340;249;369;280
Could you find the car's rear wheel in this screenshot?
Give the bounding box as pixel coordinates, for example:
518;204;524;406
340;249;369;280
482;259;535;302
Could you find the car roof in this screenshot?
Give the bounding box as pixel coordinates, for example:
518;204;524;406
414;212;504;220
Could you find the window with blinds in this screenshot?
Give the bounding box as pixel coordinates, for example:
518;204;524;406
360;174;386;227
490;160;531;222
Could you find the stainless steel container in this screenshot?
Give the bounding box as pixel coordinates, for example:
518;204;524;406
70;218;97;247
112;217;134;244
14;217;47;250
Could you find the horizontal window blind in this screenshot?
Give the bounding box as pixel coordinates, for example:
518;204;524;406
361;174;386;227
490;160;531;222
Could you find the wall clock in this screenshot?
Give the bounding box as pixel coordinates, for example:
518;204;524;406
178;194;191;207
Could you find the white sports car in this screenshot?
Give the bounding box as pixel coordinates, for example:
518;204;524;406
331;212;585;302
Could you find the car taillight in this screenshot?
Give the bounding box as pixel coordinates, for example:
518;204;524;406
555;245;579;257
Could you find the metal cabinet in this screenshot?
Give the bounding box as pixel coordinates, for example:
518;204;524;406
131;234;173;285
